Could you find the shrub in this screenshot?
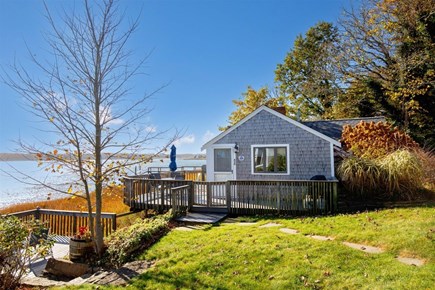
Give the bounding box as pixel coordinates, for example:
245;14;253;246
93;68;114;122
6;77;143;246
104;210;173;268
341;121;419;159
0;216;53;290
338;150;425;200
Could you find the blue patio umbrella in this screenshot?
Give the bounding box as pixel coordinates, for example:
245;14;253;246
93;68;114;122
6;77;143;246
169;145;177;172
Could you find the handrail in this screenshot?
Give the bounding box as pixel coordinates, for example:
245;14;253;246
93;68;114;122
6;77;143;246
5;208;117;237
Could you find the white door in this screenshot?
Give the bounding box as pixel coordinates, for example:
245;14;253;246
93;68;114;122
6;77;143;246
213;148;234;181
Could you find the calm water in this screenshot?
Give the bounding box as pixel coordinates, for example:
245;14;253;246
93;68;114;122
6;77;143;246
0;159;205;209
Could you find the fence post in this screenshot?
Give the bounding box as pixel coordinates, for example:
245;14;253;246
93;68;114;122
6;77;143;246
332;182;338;213
34;207;41;220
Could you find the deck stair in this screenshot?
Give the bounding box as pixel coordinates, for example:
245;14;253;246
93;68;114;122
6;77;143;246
175;212;227;224
190;205;228;214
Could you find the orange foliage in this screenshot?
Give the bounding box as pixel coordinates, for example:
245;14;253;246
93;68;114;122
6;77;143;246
341;121;419;158
0;186;129;215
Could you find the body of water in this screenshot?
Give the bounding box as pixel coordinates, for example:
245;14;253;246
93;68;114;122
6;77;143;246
0;158;205;209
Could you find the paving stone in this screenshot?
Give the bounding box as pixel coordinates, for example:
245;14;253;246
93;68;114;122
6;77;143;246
279;228;299;234
396;256;425;267
308;235;335;241
175;226;195;231
259;223;282;228
236;222;257;226
342;242;384;254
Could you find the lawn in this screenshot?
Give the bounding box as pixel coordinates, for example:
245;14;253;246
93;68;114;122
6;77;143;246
60;206;435;289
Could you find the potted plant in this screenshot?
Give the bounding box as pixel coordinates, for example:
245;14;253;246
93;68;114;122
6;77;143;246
69;226;94;261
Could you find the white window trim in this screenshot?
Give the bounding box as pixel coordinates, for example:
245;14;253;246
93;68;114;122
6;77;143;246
251;144;290;175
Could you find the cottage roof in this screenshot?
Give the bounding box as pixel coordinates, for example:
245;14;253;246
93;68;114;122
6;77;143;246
302;116;386;141
201;106;342;150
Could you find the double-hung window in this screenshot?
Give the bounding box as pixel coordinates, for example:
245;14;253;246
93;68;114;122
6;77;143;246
252;145;289;174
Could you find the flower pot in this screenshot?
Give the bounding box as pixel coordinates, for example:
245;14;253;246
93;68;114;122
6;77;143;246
69;239;94;261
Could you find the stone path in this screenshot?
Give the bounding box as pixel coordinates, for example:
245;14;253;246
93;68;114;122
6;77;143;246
342;242;384;254
259;222;282;228
246;223;425;267
67;261;154;286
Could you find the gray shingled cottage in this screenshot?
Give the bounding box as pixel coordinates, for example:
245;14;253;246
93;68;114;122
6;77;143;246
201;105;384;182
123;105;384;216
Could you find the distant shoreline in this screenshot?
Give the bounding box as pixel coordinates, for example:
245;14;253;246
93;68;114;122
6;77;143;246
0;153;205;162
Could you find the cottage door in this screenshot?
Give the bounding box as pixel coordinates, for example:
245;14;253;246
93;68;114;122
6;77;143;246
213;148;234;181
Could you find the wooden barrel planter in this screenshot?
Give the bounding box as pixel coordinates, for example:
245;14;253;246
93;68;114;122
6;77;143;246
69;239;94;261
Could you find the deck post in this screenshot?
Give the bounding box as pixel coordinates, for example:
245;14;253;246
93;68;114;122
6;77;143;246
34;207;41;220
277;182;281;215
332;181;338;213
206;183;212;207
112;214;117;232
188;182;193;211
226;181;231;213
72;215;78;236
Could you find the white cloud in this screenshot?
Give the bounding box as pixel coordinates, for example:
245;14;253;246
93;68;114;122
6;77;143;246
202;130;216;143
101;106;124;126
145;126;157;133
174;134;195;147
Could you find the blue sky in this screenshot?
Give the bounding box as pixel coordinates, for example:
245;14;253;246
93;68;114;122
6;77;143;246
0;0;355;154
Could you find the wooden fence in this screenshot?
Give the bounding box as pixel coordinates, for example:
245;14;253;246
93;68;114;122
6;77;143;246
124;178;338;216
6;208;117;237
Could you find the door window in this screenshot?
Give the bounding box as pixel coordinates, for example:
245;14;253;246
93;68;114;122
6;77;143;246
214;148;232;172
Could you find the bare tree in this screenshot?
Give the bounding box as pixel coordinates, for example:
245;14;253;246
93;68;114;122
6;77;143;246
2;0;177;255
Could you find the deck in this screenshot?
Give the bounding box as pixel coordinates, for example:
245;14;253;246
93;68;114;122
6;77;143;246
124;178;338;216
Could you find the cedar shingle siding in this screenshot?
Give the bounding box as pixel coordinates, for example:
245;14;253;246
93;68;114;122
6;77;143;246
215;110;332;180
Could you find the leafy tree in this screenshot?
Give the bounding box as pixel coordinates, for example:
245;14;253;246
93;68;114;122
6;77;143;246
275;22;343;119
220;86;285;131
2;0;177;255
339;0;435;146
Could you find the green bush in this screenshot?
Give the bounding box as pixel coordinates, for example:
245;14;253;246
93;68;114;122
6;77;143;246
338;150;425;200
105;210;173;268
0;216;53;290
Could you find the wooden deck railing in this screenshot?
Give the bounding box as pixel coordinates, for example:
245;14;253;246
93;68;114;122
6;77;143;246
145;166;205;181
227;180;338;215
124;178;338;216
124;177;192;212
171;185;191;215
6;208;117;237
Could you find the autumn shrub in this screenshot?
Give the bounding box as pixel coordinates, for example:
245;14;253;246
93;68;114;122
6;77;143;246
341;121;419;158
104;210;173;268
338;150;425;200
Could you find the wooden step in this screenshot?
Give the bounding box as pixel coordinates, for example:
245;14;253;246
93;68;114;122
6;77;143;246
175;212;227;224
190;206;228;213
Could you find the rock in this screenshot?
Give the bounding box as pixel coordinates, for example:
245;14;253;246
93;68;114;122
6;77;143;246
45;258;90;278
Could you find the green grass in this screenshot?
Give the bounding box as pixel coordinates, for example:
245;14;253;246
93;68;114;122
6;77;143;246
57;206;435;290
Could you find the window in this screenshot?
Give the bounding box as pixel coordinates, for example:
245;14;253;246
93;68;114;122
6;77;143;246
214;148;232;172
252;145;288;174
